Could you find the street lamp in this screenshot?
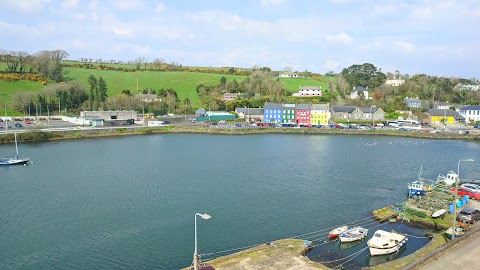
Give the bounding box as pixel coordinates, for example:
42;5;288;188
194;213;212;270
452;159;474;239
370;105;376;127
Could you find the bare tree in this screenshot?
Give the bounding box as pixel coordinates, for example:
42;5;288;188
132;57;145;71
152;58;165;70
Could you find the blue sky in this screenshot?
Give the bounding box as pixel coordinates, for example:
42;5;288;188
1;0;479;77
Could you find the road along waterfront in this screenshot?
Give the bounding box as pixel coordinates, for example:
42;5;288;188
1;134;479;269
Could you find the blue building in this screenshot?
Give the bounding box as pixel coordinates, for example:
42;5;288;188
264;103;283;123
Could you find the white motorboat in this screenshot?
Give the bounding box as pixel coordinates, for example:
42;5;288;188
339;226;368;243
436;171;459;186
328;225;348;238
367;230;408;256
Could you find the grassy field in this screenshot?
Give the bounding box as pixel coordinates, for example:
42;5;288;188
62;67;247;106
1;64;331;110
279;78;330;92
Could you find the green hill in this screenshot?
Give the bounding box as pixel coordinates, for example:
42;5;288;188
62;68;247;106
279;78;330;92
1;66;332;112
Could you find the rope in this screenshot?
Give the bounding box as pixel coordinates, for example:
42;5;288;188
333;246;369;269
202;216;377;257
317;245;368;264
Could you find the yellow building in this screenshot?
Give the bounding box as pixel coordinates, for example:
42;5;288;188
310;104;330;125
428;109;458;124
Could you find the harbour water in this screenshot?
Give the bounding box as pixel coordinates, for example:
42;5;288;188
1;134;479;269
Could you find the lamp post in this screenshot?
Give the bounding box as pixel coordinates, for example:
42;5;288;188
452;159;474;239
194;213;212;270
370;105;376;127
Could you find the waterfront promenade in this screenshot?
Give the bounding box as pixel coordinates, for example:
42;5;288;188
419;230;480;270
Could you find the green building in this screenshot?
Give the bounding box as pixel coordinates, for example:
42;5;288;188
282;104;296;123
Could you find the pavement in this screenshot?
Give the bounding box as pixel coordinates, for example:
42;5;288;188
419;230;480;270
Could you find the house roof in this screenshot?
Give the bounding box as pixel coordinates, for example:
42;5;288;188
264;103;283;110
405;97;421;102
461;105;480;111
296;103;311;110
299;86;321;90
332;106;357;113
353;86;367;92
235;108;264;115
359;107;380;113
428;109;458;116
282;103;296;109
311;104;329;110
281;72;298;76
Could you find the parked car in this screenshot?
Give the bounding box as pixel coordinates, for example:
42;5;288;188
234;123;242;127
24;120;31;124
456;207;480;224
15;123;23;128
218;120;225;124
452;187;480;200
0;118;3;122
474;125;480;129
461;183;480;193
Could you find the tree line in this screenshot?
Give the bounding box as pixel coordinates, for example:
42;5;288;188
0;49;69;82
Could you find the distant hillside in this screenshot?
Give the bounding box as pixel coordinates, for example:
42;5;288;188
279;77;331;92
62;68;247;106
1;66;332;112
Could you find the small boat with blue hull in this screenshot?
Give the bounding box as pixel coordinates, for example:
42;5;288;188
407;166;434;196
445;227;464;239
408;181;430;196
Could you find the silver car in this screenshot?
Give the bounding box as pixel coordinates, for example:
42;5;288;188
461;183;480;193
457;208;480;224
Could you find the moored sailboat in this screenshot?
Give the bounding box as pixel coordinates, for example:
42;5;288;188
0;133;30;165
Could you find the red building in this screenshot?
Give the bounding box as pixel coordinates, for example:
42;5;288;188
296;103;311;125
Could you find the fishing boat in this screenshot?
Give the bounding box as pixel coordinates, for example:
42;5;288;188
436;171;459;186
338;226;368;243
367;230;408;256
0;133;30;166
444;227;464;239
328;225;348;238
407;166;433;196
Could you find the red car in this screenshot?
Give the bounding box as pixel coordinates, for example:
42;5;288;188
452;187;480;200
25;120;31;124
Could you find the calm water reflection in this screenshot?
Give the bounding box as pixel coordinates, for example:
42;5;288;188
1;134;479;269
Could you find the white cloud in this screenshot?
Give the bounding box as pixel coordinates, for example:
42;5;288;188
410;6;433;19
155;2;167;12
62;0;79;10
394;41;415;53
3;0;51;13
113;0;144;10
325;33;353;44
260;0;287;8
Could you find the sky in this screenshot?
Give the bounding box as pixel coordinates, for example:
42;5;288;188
1;0;479;78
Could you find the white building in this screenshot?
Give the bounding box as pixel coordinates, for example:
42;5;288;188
279;72;300;78
292;86;322;97
385;79;405;86
455;83;480;91
459;105;480;123
350;86;370;100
